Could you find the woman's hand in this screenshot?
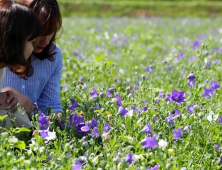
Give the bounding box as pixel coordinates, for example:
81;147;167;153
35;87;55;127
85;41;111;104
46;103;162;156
0;91;18;112
16;91;34;115
2;87;34;114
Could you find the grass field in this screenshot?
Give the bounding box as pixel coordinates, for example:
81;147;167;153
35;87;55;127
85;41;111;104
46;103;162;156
1;16;222;169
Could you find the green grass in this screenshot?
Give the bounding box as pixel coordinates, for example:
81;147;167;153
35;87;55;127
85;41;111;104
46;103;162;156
58;0;222;17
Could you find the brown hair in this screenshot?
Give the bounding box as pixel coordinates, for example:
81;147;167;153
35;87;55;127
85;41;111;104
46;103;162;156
0;0;42;78
19;0;62;61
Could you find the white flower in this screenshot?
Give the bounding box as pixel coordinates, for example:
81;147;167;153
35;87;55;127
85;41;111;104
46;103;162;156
158;139;168;150
127;109;134;117
45;130;56;142
206;111;219;122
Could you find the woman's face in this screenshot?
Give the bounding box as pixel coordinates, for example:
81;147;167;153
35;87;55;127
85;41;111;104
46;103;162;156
33;33;54;53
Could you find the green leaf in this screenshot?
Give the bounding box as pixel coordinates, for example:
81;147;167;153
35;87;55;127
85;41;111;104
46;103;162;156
96;55;104;62
17;127;31;133
54;141;58;150
74;94;82;103
0;115;8;121
106;60;113;65
50;149;61;156
110;137;116;147
126;117;131;132
14;141;26;150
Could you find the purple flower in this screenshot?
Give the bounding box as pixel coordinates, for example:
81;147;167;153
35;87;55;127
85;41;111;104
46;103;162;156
135;108;140;114
80;121;90;132
178;51;184;58
165;109;180;126
68;98;79;113
141;134;158;150
165;114;175;126
146;165;159;170
219;116;222;124
62;85;68;91
103;123;112;133
141;123;152;135
146;66;154;72
214;59;220;65
90;127;100;138
143;106;147;111
106;89;112;98
174;109;181;116
66;152;71;157
158;91;164;98
210;81;220;90
90;88;98;99
114;94;122;106
125;153;134;165
187;72;196;88
171;89;186;104
220;157;222;164
33;103;38;112
202;87;214;99
71;159;82;170
172;127;183;140
214;144;220;150
91;118;99;129
166;66;173;72
39;129;56;142
189;56;195;62
192;40;200;49
118;106;128;116
39;130;48;138
165;93;171;102
38;111;49;130
187;103;195;113
67;113;83;128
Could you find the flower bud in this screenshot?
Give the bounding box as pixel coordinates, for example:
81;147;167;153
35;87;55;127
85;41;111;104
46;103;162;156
32;130;38;136
46;116;51;121
168;149;174;155
99;92;105;98
111;98;117;103
39;146;45;153
107;115;112;121
64;143;71;152
58;113;62;119
82;141;89;147
193;105;199;111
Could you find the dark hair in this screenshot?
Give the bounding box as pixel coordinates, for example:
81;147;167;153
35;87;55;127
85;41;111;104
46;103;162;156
19;0;62;61
0;0;42;78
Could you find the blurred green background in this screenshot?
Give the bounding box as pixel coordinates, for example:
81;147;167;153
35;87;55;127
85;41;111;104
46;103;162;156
58;0;222;17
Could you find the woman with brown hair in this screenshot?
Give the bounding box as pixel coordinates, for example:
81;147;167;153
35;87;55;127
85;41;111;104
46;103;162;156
0;0;42;128
3;0;63;116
